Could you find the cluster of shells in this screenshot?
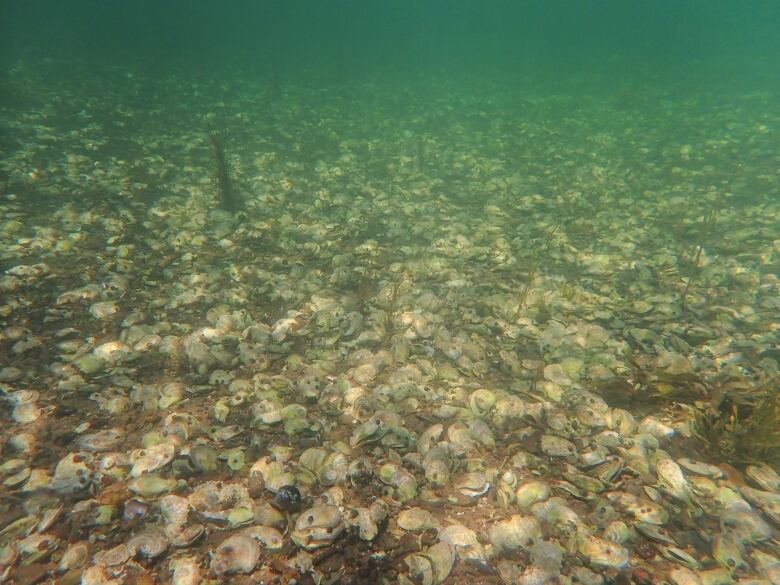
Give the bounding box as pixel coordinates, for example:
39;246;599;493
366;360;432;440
0;62;779;584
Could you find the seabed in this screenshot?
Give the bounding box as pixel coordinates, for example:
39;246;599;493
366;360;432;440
0;61;779;584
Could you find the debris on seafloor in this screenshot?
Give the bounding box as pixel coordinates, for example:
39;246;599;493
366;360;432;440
209;128;240;213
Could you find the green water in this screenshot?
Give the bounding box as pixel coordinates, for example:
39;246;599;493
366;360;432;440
3;1;780;87
1;2;780;583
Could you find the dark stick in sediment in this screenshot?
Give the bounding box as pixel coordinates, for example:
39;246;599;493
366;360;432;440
210;129;239;213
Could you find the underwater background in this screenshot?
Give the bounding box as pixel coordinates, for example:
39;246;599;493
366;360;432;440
1;1;780;584
3;0;780;87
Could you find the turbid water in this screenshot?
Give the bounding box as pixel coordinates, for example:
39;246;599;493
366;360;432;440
1;2;779;584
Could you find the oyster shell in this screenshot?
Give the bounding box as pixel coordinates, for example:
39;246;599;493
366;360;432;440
291;504;344;550
127;528;168;559
439;524;488;568
130;443;176;477
241;525;285;551
210;534;260;576
78;429;125;452
577;534;630;570
488;514;543;554
170;556;200;585
50;452;94;494
398;507;440;532
404;541;455;585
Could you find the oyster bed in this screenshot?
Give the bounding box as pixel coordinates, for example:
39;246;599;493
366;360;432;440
1;63;779;584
